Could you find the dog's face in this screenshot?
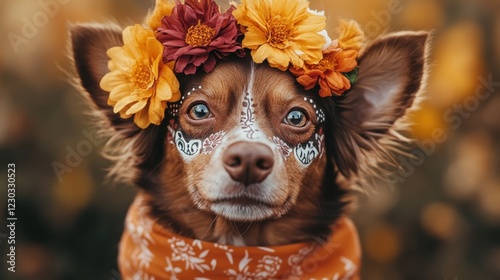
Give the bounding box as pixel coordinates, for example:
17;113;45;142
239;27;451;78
70;23;428;245
163;59;326;221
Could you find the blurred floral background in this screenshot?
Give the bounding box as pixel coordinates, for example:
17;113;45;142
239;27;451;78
0;0;499;279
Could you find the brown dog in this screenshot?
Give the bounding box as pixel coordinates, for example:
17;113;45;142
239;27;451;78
70;14;428;280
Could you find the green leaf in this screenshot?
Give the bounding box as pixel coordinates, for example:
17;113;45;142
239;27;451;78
343;68;359;84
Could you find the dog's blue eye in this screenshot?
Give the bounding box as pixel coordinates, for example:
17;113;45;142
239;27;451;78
284;110;308;127
188;103;211;120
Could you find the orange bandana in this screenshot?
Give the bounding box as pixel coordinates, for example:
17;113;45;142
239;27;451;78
119;194;361;279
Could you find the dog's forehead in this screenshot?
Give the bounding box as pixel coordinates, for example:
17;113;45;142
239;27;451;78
182;59;303;104
253;63;303;104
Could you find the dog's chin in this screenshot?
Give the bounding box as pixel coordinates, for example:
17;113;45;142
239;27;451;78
209;202;278;221
195;194;292;222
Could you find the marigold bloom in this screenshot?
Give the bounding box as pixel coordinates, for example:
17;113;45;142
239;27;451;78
233;0;326;70
147;0;176;31
291;45;358;97
337;19;364;51
100;24;180;129
290;19;364;97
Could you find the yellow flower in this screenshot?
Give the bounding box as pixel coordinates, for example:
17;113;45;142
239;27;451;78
337;19;364;51
233;0;326;70
146;0;175;31
100;24;180;129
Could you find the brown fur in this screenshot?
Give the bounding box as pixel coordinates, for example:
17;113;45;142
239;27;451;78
69;23;429;246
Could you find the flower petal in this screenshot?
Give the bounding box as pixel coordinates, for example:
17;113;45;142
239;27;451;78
318;79;333;97
242;26;267;48
156;68;178;101
325;71;344;89
175;55;190;73
271;0;287;18
123;25;151;59
126;99;148;115
151;56;162;80
147;37;164;61
113;95;139;113
117;104;134;119
148;97;165;125
335;50;358;72
108;84;133;103
106;47;134;70
100;72;128;92
337;19;365;51
294;13;326;34
202;55;217;73
147;0;175;30
133;104;151;129
169;89;181;102
297;74;319;90
252;44;274;64
293;32;325;50
286;49;304;68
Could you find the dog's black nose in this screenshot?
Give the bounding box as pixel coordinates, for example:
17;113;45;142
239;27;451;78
223;141;274;185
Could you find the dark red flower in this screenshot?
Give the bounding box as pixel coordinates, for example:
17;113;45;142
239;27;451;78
156;0;244;75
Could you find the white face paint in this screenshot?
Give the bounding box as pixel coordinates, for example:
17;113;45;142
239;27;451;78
168;126;226;161
239;64;261;140
316;131;325;157
271;136;292;160
174;131;202;161
292;129;325;167
294;140;320;166
201;131;226;154
240;91;259;139
304;96;326;123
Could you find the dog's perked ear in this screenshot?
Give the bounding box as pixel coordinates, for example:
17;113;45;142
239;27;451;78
327;31;430;184
70;23;141;134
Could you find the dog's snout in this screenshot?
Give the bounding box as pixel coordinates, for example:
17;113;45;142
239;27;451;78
223;141;274;185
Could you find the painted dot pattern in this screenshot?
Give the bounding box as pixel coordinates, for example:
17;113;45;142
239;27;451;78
317;109;326;123
167;86;203;117
303;97;325;123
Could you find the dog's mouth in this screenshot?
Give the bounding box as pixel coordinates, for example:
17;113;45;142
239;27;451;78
208;199;290;222
212;195;286;208
193;186;291;221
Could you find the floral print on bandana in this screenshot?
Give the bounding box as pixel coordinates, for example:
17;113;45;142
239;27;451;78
119;193;361;280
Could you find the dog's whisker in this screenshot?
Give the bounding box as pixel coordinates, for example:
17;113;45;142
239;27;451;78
147;156;167;176
240;221;253;237
200;215;218;240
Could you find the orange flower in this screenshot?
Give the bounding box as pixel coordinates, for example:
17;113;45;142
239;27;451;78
291;45;358;97
290;19;364;97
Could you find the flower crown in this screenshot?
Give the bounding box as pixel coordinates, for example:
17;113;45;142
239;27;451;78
99;0;365;129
